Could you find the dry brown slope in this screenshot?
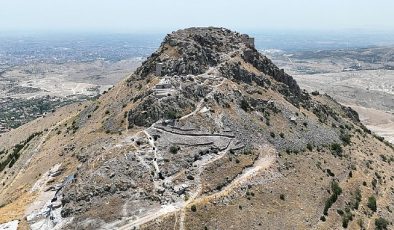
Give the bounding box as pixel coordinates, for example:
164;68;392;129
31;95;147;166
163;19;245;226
0;27;393;230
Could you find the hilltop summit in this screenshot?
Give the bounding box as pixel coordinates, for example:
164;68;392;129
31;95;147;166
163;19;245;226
0;28;393;230
134;27;300;95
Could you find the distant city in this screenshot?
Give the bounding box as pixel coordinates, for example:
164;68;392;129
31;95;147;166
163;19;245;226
2;30;394;71
0;33;163;72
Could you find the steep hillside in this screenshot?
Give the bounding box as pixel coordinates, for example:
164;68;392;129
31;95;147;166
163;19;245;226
0;27;393;230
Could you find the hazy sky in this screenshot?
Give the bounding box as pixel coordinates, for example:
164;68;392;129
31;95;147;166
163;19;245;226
1;0;394;33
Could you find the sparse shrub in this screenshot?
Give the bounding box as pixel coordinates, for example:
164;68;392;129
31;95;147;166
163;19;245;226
187;175;194;180
340;132;351;145
191;204;197;212
374;134;385;142
0;132;42;172
105;110;110;115
332;181;342;195
169;146;179;154
242;150;252;155
341;209;353;228
307;143;313;151
326;169;335;177
330;143;343;156
337;209;344;215
375;217;389;230
270;132;275;138
351;189;362;210
323;181;342;215
280;194;285;200
164;110;178;120
372;178;377;189
235;159;240;164
367;196;377;212
279;132;284;138
240;99;250;111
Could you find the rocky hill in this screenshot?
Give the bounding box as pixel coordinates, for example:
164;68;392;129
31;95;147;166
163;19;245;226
0;27;393;230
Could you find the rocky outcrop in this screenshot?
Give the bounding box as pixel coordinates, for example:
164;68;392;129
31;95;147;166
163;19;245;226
132;27;301;98
241;48;301;95
134;27;245;78
127;94;196;127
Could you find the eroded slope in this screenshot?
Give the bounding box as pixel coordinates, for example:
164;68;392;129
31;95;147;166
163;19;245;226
0;27;393;230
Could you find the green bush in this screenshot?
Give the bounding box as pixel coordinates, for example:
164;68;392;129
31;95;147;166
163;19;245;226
164;110;178;120
191;204;197;212
367;196;377;212
332;181;342;195
340;132;351;145
330;143;343;156
375;217;389;230
240;99;250;111
341;208;353;228
352;189;362;210
0;131;41;172
169;146;179;154
323;181;342;215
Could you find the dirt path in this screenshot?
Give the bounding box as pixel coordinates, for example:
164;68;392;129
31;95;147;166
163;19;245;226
112;146;276;230
143;130;160;173
178;140;233;230
180;78;226;121
195;153;276;202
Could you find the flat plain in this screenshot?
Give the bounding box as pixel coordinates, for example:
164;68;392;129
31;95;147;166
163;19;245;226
264;47;394;143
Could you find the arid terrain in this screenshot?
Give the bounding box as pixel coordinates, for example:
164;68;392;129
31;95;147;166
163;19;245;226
0;27;393;230
264;47;394;143
0;33;158;133
0;59;141;133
